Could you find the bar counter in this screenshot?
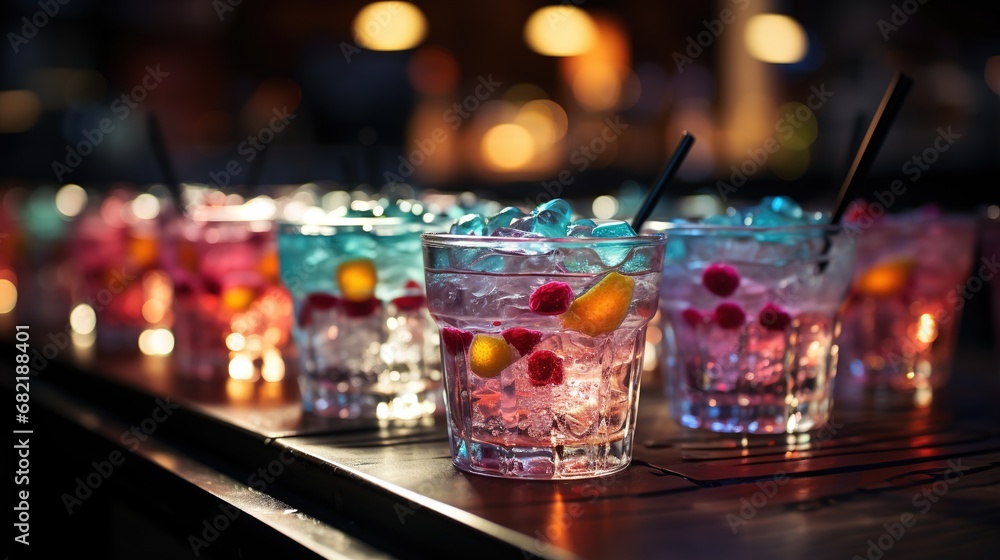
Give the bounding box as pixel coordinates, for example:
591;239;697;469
4;332;999;559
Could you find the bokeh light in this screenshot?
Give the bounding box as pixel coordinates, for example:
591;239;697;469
524;6;598;57
745;14;808;64
353;2;427;51
0;279;16;314
138;328;174;356
70;304;97;335
481;123;535;170
55;184;88;218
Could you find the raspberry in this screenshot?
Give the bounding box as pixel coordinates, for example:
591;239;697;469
298;293;340;326
343;297;381;318
501;327;543;355
391;295;425;311
681;307;705;327
441;327;473;355
527;350;564;387
713;302;746;329
758;302;792;331
702;264;740;297
529;281;574;315
392;280;425;311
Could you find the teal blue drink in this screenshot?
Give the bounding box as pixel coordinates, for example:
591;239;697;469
277;205;450;420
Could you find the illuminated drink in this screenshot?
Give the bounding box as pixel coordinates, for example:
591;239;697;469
836;207;978;392
69;187;170;350
277;206;449;420
167;196;292;380
646;197;857;434
424;199;666;479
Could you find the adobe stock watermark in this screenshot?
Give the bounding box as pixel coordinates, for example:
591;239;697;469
522;476;617;560
188;449;296;556
877;0;930;41
716;83;835;202
383;74;501;186
672;0;750;73
60;397;181;514
853;458;967;560
7;0;72;54
212;0;244;22
527;115;629;209
726;419;843;533
841;126;960;238
51;64;170;181
931;250;998;326
208;106;296;189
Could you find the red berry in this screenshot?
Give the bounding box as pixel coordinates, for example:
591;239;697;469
343;297;381;318
307;293;341;310
391;295;425;311
681;307;705;327
493;321;502;326
758;302;792;331
702;264;740;297
527;350;564;387
404;280;421;290
501;327;543;355
713;302;746;329
529;281;574;315
298;293;340;326
441;327;474;355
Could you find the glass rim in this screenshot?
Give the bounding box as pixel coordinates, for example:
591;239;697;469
420;232;668;248
279;215;451;234
641;221;846;235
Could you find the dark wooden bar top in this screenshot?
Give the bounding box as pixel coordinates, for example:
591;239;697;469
4;332;999;559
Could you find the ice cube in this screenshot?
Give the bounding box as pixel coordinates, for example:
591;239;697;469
591;219;636;238
485;206;526;234
534;198;573;223
450;213;487;235
567;218;596;237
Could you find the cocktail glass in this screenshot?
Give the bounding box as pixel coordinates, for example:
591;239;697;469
422;233;667;479
68;187;169;350
277;213;450;420
836;211;979;392
645;221;856;434
167;197;292;380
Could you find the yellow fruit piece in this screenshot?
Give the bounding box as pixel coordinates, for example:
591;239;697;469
561;271;635;337
222;286;257;311
855;258;915;297
468;334;513;378
258;251;280;283
336;258;378;302
129;235;158;269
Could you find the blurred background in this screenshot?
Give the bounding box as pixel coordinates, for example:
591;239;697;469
1;0;999;358
1;0;997;215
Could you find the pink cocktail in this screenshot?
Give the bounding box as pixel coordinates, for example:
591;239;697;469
167;198;292;380
836;209;978;391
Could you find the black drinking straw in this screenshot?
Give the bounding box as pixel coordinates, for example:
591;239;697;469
631;130;696;232
829;72;913;225
818;71;913;272
146;112;186;215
